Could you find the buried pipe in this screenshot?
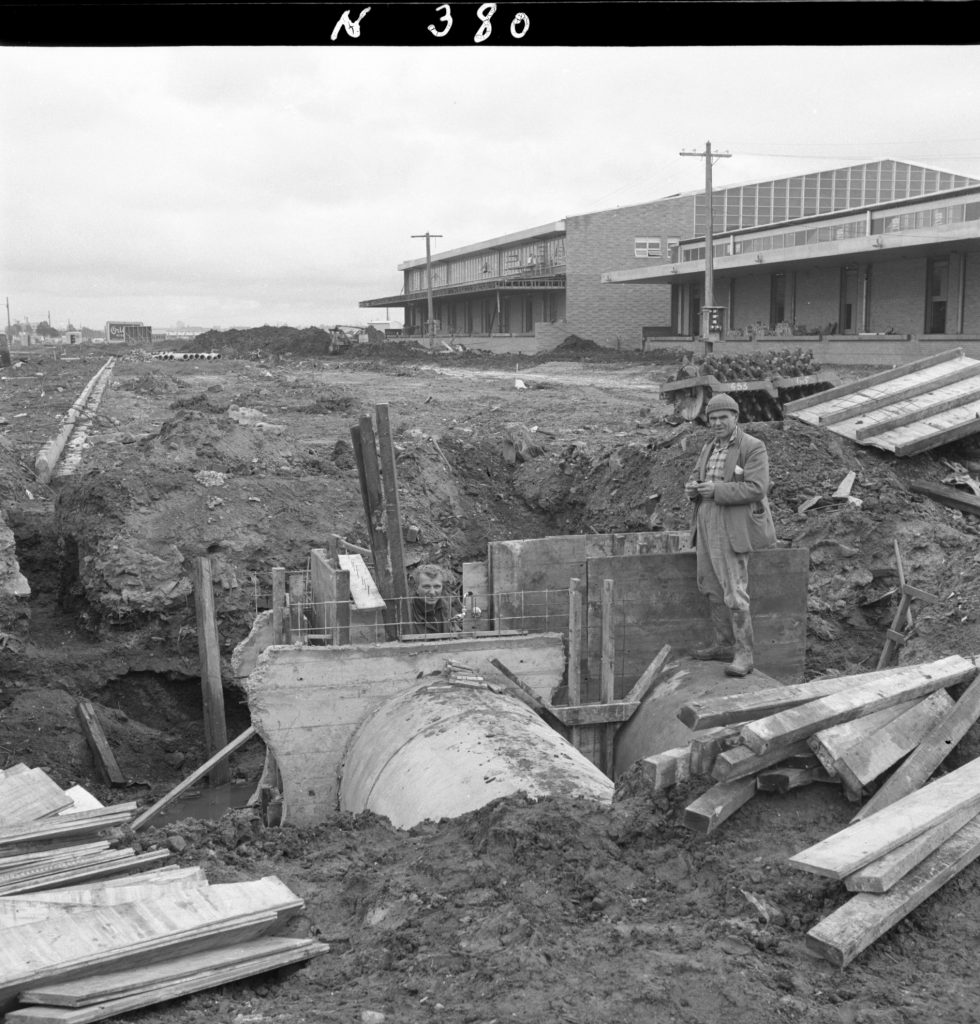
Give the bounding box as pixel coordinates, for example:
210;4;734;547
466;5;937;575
34;357;115;484
338;678;614;830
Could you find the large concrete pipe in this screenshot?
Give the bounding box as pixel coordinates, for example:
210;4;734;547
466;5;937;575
339;679;614;829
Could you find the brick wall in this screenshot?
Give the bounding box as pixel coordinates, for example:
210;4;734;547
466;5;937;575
869;258;925;334
965;254;980;333
565;196;694;347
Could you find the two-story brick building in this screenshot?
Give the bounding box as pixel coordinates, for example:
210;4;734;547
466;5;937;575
360;160;980;361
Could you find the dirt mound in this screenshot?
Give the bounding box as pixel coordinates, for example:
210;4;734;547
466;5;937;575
555;333;601;353
188;326;344;359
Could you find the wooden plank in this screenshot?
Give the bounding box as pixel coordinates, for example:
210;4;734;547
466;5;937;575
0;850;170;897
567;577;585;753
853;380;980;441
375;403;410;612
356;414;397;640
0;805;138;849
757;766;836;793
336;553;386;610
0;842;110;874
548;702;640;727
683;778;757;835
909;479;980;517
782;348;965;415
636;746;690;792
308;548;351;646
805;812;980;967
845;804;980;893
807;701;916;776
788;753;980;879
271;567;287;645
586;548;808;697
19;936;324;1009
833;690;954;793
622;645;673;705
75;702;126;788
131;726;258;831
59;786;104;815
0;769;74;826
816;362;980;427
487;658;566;732
854;670;980;821
689;725;742;776
192;557;229;784
711;740;811;783
680;676;858;730
349;423;383;579
739;655;974;755
891;411;980;457
831;470;856;497
461;562;490;632
600;578;616;776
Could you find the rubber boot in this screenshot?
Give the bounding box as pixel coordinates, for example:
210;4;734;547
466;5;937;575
725;608;755;677
693;599;735;661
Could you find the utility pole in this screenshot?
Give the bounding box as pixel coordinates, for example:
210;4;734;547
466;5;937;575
681;141;731;354
2;297;11;367
411;231;442;348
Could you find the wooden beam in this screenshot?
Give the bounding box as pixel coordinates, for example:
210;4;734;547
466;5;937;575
816;362;980;427
567;577;585;751
487;658;566;732
853;382;980;441
689;725;742;776
805;812;980;967
711;740;811;783
622;644;672;705
0;805;138;849
192;558;229;784
375;404;410;618
683;777;757;834
548;702;640;727
782;348;965;415
789;753;980;879
739;655;974;755
854;670;980;821
131;726;258;832
600;578;616;775
678;676;853;730
757;766;836;794
833;690;953;794
845;804;980;893
74;702;126;787
909;479;980;517
0;850;171;897
807;701;916;776
636;747;691;792
271;567;287;645
893;417;980;457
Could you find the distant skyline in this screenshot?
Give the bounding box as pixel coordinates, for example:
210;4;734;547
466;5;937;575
3;44;980;331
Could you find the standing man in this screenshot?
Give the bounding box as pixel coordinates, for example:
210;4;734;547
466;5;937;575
685;394;777;676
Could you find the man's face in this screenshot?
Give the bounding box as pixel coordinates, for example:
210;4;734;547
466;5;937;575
708;410;737;440
417;576;444;605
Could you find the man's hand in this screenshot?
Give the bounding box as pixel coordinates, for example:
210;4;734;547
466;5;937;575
695;480;716;499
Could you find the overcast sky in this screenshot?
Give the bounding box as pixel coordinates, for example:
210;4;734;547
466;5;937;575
2;44;979;332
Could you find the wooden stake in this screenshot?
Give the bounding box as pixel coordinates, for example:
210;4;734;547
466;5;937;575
601;578;616;775
193;557;229;785
356;415;397;640
131;726;258;831
375;404;409;625
567;578;585;753
75;701;126;787
271;567;287;645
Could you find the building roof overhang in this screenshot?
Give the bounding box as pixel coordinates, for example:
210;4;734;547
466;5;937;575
361;273;566;308
397;221;565;271
601;220;980;286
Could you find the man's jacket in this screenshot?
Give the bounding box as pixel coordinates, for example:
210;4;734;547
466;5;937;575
690;427;777;552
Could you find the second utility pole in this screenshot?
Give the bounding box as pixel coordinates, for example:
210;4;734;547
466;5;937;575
681;141;731;353
412;231;442;348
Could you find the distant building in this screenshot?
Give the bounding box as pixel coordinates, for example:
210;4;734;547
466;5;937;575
104;321;152;345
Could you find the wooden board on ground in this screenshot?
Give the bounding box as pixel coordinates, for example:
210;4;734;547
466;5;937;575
585;549;808;699
0;805;138;850
789;753;980;879
739;655;974;755
19;935;324;1008
711;740;811;783
488;531;687;637
807;700;917;776
242;634;567;826
635;747;691;792
845;805;980;893
833;690;954;793
678;676;853;730
805;812;980;967
0;769;74;827
854;670;980;820
683;778;757;835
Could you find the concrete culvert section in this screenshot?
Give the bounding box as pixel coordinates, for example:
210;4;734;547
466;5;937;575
338;678;614;829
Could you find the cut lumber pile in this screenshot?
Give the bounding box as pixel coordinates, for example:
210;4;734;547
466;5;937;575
673;654;980;967
0;765;324;1019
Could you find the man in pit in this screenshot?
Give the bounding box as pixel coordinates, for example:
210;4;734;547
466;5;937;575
406;563;460;635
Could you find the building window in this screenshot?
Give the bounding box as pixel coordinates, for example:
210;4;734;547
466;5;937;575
840;266;859;334
634;237;662;258
770;274;786;327
926;258;949;333
522;298;534;333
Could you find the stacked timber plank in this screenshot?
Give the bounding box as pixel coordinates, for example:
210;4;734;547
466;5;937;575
646;654;980;967
0;765;323;1021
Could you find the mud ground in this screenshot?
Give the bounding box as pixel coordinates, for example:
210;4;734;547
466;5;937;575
2;341;980;1023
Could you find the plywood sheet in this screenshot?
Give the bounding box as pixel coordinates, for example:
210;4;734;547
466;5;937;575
584;549;807;699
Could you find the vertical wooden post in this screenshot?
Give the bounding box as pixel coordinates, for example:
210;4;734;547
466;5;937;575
375;403;410;630
356;415;398;641
271;566;287;645
193;556;229;785
601;578;617;777
288;571;308;643
567;577;584;752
